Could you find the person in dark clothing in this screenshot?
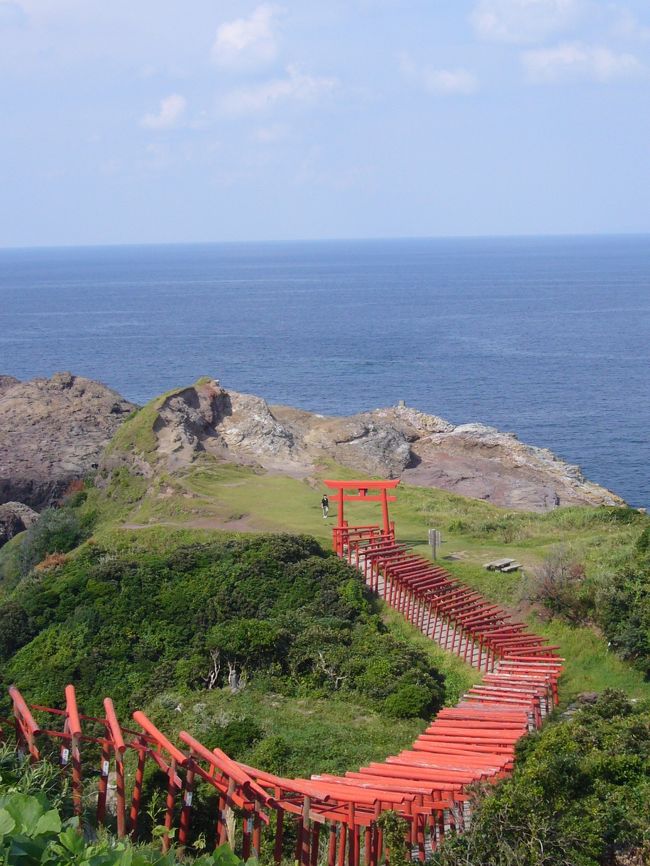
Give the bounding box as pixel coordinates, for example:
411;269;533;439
321;494;329;518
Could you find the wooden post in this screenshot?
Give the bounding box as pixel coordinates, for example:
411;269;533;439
115;750;126;838
103;698;126;838
348;804;357;866
129;746;146;839
428;529;440;560
273;808;285;866
96;738;111;826
338;823;347;866
161;759;177;853
253;811;262;860
242;812;252;861
178;760;196;848
65;686;83;827
310;822;320;866
328;823;338;866
381;489;390;536
301;797;311;866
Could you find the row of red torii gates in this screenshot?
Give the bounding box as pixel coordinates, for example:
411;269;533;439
1;479;562;865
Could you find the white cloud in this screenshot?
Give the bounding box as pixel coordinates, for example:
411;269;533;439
399;55;478;95
523;41;644;82
253;123;289;143
212;4;283;70
221;65;338;114
470;0;581;44
141;93;187;130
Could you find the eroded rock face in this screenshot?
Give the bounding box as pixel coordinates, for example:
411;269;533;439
151;381;297;473
0;373;136;509
112;378;624;512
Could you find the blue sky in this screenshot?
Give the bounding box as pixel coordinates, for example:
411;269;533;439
1;0;650;246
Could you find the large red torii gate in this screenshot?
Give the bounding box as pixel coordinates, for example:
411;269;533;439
324;479;400;555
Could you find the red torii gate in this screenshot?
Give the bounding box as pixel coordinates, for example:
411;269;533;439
324;479;400;555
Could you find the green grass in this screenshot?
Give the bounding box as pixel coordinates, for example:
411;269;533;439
143;685;427;777
0;531;26;596
531;618;650;702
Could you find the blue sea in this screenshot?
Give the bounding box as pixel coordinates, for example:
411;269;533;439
0;236;648;508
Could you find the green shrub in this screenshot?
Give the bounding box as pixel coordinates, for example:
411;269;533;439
214;718;263;758
249;735;294;775
383;683;432;718
590;562;650;676
1;532;445;719
0;787;246;866
0;602;34;661
18;508;89;576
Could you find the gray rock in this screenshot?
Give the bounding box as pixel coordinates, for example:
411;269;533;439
0;373;136;509
0;501;39;547
1;372;625;515
109;378;624;512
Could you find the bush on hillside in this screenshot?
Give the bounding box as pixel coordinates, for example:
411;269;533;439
248;735;294;775
18;507;90;576
524;546;590;624
0;533;445;720
383;683;432;719
0;601;34;661
590;558;650;676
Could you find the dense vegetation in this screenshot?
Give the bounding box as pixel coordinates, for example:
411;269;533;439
0;526;447;748
524;523;650;676
432;690;650;866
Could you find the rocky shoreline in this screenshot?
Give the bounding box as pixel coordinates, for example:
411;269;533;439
0;373;624;544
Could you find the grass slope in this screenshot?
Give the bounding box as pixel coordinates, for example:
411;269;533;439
76;453;650;704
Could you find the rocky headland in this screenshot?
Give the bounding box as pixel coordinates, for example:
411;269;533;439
0;373;624;535
105;377;623;513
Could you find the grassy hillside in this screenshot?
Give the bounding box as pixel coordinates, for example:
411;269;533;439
63;447;650;704
0;527;482;777
1;405;649;866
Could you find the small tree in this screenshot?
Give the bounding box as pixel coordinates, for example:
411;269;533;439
524;545;588;623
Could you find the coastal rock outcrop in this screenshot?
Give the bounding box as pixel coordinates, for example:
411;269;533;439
0;501;39;546
0;373;624;514
0;372;136;509
109;378;624;512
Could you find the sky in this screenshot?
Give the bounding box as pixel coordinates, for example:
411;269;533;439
1;0;650;246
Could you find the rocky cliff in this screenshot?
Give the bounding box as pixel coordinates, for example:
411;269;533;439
0;372;135;509
107;378;624;512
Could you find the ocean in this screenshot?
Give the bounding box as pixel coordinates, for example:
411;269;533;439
0;235;648;508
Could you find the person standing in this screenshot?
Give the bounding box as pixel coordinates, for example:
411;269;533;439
321;494;329;518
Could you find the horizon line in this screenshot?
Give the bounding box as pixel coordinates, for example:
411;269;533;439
1;230;650;253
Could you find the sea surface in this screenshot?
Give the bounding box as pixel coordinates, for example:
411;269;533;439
0;236;648;508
